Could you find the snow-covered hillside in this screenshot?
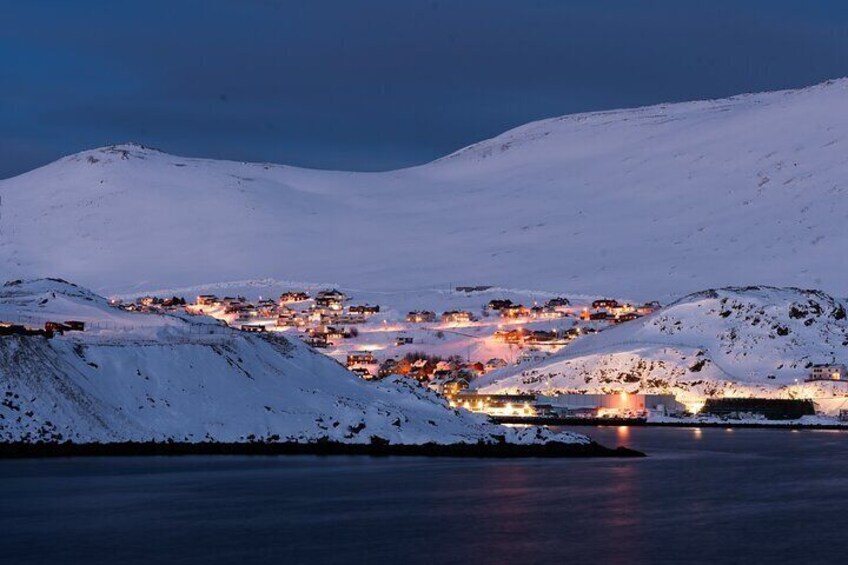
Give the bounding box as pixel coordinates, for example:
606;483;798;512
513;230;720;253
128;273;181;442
0;279;587;446
475;287;848;410
3;80;848;299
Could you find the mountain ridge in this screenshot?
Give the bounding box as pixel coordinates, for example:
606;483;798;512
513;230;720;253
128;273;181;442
3;78;848;298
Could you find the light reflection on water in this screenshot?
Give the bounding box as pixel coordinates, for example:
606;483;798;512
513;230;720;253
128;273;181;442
1;427;847;565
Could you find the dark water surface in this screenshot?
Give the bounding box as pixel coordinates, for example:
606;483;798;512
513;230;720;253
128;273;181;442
2;427;847;565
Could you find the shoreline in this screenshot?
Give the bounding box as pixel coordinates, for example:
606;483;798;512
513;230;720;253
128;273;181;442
0;440;644;459
493;415;848;430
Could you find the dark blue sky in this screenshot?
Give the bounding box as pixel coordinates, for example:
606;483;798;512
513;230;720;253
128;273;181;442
3;0;848;178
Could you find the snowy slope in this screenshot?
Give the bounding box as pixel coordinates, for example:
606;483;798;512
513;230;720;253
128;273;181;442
475;286;848;409
3;80;848;298
0;279;587;446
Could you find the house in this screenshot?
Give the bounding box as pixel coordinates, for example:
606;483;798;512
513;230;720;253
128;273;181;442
307;306;338;323
589;311;609;321
609;303;635;316
349;304;380;315
224;303;250;315
434;360;456;373
807;364;847;382
347;351;377;366
325;326;348;340
441;377;470;397
350;367;376;380
431;369;453;381
546;297;570;309
406;310;436;323
196;294;219;306
485;358;508;372
530;305;563;319
279;291;310;304
335;314;367;325
275;307;299;327
316;289;346;308
408;358;432;381
277;306;296;318
304;335;329;348
486;299;513;311
564;327;582;339
500;304;530;319
525;330;557;345
592;298;619;310
395;335;413;346
378;358;399;378
240;324;266;333
614;312;641;324
494;329;526;344
441;310;475;324
637;301;662;315
255;302;278;318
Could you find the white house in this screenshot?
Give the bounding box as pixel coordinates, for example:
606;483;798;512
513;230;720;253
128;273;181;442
807;364;847;382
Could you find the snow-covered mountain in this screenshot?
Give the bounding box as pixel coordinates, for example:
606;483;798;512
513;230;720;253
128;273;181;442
3;80;848;299
0;279;588;447
475;286;848;410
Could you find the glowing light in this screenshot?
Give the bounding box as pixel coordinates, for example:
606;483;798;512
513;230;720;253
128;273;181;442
685;400;706;414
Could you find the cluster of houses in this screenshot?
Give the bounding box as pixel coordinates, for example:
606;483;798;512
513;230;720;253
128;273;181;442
493;326;584;346
344;350;509;392
486;297;571;320
187;289;383;348
402;299;575;327
195;294;279;318
579;299;661;323
116;295;188;314
101;290;674;403
401;297;660;328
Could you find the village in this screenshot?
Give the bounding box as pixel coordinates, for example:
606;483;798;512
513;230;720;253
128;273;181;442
85;287;848;424
2;282;847;424
109;287;654;392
